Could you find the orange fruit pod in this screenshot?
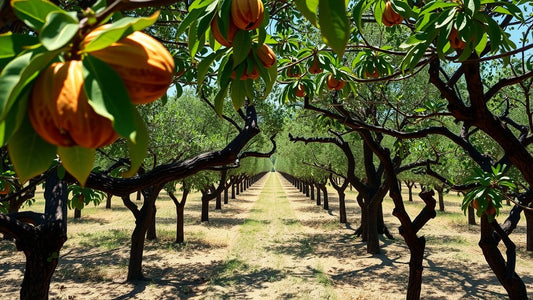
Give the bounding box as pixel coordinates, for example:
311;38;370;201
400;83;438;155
28;61;118;148
231;0;265;31
309;57;323;74
295;83;306;97
382;1;403;27
364;68;380;79
449;28;466;50
211;15;239;47
82;27;175;105
327;74;345;90
256;44;276;68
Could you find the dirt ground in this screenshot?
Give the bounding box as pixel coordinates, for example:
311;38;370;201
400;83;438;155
0;172;532;299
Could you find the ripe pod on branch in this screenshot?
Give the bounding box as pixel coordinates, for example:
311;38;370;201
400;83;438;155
295;83;306;97
83;28;175;105
256;44;276;68
364;68;380;79
231;62;259;80
28;61;118;148
449;28;466;50
211;15;239;47
309;57;322;74
382;1;403;27
231;0;265;31
327;74;345;90
286;64;301;78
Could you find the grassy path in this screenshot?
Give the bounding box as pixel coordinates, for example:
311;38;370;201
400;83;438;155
200;172;337;299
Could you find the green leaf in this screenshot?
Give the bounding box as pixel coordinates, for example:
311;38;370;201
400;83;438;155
0;32;39;60
81;11;160;53
352;0;369;29
188;20;203;59
122;109;148;178
373;0;385;26
0;88;31;146
475;32;488;56
434;8;455;29
232;31;251;67
0;47;57;121
82;55;137;141
40;10;79;51
10;0;62;31
295;0;319;27
8;116;56;183
197;48;227;87
261;59;277;98
214;85;229;116
176;0;217;37
230;79;246;110
196;1;217;41
90;0;107;14
58;146;95;186
318;0;349;56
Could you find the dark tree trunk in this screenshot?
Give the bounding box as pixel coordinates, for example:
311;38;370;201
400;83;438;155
366;202;380;254
18;172;68;300
224;186;229;204
128;221;147;280
136;191;141;201
169;188;188;244
479;215;527;299
405;181;414;202
146;205;157;241
201;195;209;222
231;183;236;199
74;208;81;219
322;186;329;210
305;183;310;197
236;183;240;195
124;186;162;281
338;191;347;224
105;193;112;209
215;193;222;210
357;194;368;242
468;206;476;225
310;184;315;200
316;184;321;206
525;209;533;251
435;186;445;212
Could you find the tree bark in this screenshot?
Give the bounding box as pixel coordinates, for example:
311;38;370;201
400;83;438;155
215;193;222;210
405;181;414;202
468;206;476;225
74;208;81;219
201;194;209;222
146;205;157;241
322;186;329;210
124;186;162;281
169;189;188;244
479;215;527;299
128;220;147;281
105;193;112;209
17;172;68;300
435;185;445;212
525;209;533;251
316;183;321;206
223;186;229;204
338;191;347;224
366;202;380;254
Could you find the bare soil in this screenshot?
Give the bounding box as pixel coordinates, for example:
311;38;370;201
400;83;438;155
0;172;532;299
